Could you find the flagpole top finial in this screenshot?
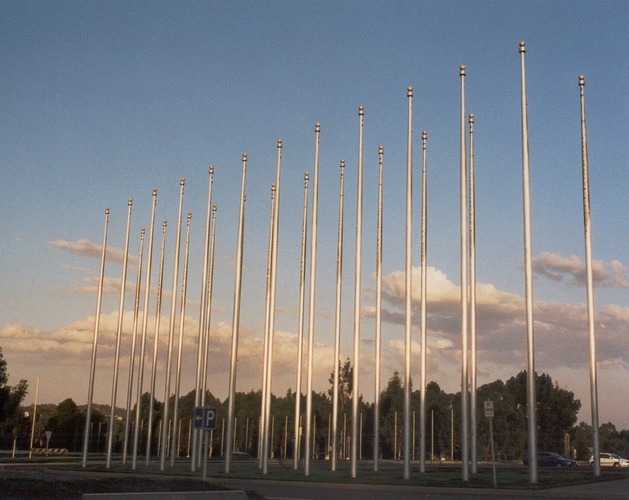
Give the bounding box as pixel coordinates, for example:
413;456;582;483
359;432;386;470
209;165;214;175
277;138;283;148
579;74;585;86
459;65;466;76
469;113;475;123
242;152;247;161
519;40;526;53
358;105;364;116
379;145;384;154
407;86;413;97
315;122;321;132
422;130;427;140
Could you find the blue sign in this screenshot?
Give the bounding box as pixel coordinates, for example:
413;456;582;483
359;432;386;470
194;407;217;430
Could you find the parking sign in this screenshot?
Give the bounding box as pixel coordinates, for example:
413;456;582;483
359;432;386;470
194;407;217;430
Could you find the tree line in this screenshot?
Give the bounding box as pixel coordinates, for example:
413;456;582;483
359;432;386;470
2;349;628;461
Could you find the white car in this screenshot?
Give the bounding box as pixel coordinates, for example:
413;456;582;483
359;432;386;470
589;452;629;467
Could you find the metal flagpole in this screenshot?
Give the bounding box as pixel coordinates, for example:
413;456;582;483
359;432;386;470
351;106;364;479
469;113;478;474
107;198;133;468
260;184;275;469
201;204;218;477
403;87;413;480
419;130;428;473
304;123;321;476
294;172;309;470
161;177;186;470
133;189;157;469
459;65;470;482
28;376;39;459
123;228;145;464
146;219;168;464
332;160;345;472
82;207;109;468
374;146;383;472
171;212;192;466
263;139;283;474
579;74;601;477
192;167;214;471
519;40;538;484
225;153;248;473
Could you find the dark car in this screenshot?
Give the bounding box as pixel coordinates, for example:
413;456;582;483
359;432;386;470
523;451;577;468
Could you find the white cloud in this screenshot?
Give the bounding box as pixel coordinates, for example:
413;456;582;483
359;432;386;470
532;251;629;288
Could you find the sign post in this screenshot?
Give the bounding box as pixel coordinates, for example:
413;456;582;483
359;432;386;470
194;407;217;480
45;430;52;461
484;400;497;487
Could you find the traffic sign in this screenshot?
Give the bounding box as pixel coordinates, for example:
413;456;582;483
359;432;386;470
484;400;494;418
194;407;217;430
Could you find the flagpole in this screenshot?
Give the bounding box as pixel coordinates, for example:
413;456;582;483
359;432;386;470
374;146;383;472
351;106;364;479
459;64;470;482
107;198;133;468
82;206;109;468
171;212;192;466
123;227;144;464
579;74;601;477
201;203;218;477
469;113;478;474
332;159;345;472
294;172;309;470
404;87;413;480
519;40;538;484
263;139;283;474
259;183;275;469
225;153;248;473
419;130;428;473
304;123;321;476
146;219;168;465
193;167;214;471
133;189;157;469
161;177;186;470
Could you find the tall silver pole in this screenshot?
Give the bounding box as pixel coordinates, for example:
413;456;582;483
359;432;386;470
225;153;248;473
294;172;309;470
263;139;283;474
579;74;601;477
201;204;217;478
304;123;321;476
161;177;186;470
332;160;345;471
374;146;383;472
146;219;168;464
107;198;133;468
419;130;428;473
193;167;214;471
459;65;470;482
123;228;145;464
469;113;478;474
171;212;192;466
351;106;364;479
29;376;40;459
133;189;157;469
82;207;109;468
519;41;538;484
259;183;275;469
403;88;413;480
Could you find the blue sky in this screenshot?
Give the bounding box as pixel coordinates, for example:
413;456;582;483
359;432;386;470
2;1;628;430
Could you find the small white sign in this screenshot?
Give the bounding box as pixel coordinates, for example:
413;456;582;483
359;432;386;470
484;400;494;418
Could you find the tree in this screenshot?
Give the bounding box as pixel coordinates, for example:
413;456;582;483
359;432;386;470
506;371;581;455
0;347;29;449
